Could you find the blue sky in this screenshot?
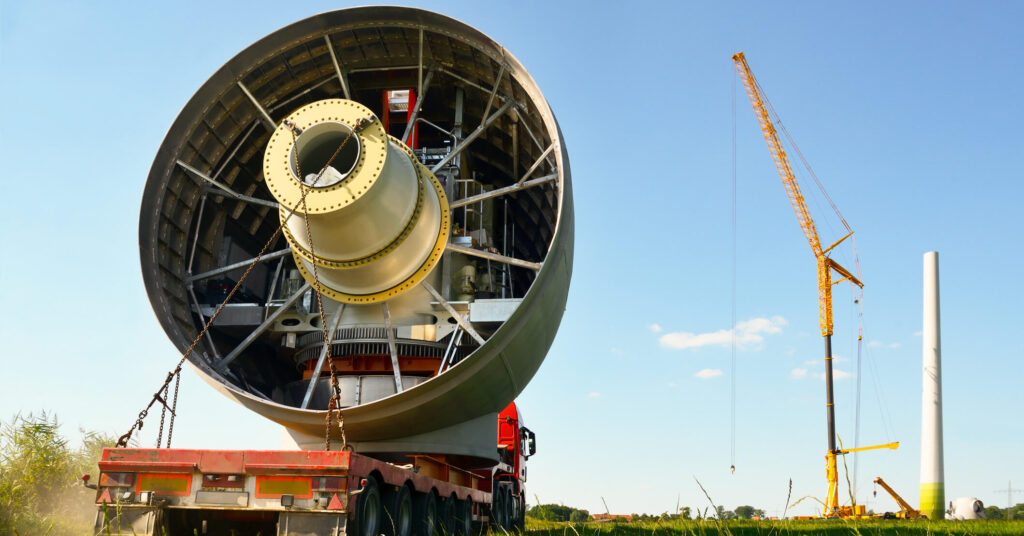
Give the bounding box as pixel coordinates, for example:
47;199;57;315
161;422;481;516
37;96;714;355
1;0;1022;518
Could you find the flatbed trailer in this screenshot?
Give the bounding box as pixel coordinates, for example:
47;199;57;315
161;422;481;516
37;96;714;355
90;403;534;536
91;448;500;536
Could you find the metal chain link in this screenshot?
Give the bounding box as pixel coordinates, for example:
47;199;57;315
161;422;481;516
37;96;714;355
167;368;181;447
117;221;284;447
289;121;362;452
156;383;168;448
116;117;367;448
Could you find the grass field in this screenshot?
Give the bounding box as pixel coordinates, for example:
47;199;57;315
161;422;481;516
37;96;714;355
524;518;1024;536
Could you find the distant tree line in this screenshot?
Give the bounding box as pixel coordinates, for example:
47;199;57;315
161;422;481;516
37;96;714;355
528;503;771;523
983;503;1024;521
527;503;591;522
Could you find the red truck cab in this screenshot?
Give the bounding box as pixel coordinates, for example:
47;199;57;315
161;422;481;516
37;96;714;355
488;403;536;532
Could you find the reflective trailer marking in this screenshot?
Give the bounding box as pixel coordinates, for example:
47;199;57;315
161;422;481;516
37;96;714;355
136;473;192;496
255;476;313;499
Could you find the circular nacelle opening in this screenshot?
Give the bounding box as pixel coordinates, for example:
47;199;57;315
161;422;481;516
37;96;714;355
139;7;571;449
289;121;361;188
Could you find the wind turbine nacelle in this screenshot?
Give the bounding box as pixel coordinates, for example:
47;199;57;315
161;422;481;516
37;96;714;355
139;7;573;464
946;497;985;520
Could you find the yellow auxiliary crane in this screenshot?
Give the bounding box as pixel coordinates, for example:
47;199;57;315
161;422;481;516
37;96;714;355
731;51;900;518
874;477;926;519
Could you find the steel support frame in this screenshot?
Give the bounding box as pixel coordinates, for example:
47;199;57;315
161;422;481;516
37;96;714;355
300;304;346;409
176;160;278;208
382;303;404;392
517;144;554;185
450;174;557;209
323;35;352;100
236;81;277;131
445;243;541;272
402;68;434;145
431;100;514;173
185;249;291;283
214;282;311;371
422;282;485;345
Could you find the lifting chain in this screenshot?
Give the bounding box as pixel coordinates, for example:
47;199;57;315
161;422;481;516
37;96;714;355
289;120;362;452
117;114;368;449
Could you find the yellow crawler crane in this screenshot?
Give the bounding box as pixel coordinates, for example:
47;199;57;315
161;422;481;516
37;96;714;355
732;51;896;518
874;477;926;519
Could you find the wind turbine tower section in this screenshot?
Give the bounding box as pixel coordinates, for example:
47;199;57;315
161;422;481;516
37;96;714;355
920;251;945;520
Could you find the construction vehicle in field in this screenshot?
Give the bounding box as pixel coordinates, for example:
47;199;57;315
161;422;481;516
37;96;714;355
874;477;926;519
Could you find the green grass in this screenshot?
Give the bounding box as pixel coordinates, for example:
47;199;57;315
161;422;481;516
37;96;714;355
524;518;1024;536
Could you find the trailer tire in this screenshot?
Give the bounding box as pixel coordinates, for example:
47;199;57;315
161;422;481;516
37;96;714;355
491;486;508;529
490;488;502;528
439;494;456;534
456;499;473;535
515;492;525;533
384;485;413;536
354;476;382;536
414;492;437;536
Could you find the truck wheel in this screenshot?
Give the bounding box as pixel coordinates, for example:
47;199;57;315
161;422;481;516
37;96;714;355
385;485;413;536
500;487;514;530
456;499;473;535
413;492;437;536
514;493;525;533
355;477;382;536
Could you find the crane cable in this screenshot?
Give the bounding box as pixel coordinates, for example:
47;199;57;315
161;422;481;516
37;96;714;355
117;118;363;449
730;70;738;475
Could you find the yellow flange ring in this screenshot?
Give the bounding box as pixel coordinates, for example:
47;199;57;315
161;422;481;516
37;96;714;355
293;159;450;304
263;99;388;214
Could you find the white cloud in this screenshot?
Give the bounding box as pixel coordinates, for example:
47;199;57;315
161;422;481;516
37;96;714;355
648;323;663;333
868;340;882;348
913;331;923;337
693;368;723;379
804;356;843;367
666;381;677;388
888;342;901;349
659;316;787;351
813;370;853;381
587;391;601;398
793;367;853;381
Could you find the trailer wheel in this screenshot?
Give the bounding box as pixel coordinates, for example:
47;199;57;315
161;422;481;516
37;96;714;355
490;487;506;529
439;493;456;534
456;499;473;535
354;476;382;536
413;491;437;536
384;485;413;536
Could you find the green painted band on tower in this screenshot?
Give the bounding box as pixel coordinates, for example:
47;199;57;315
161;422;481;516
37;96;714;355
920;482;945;520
